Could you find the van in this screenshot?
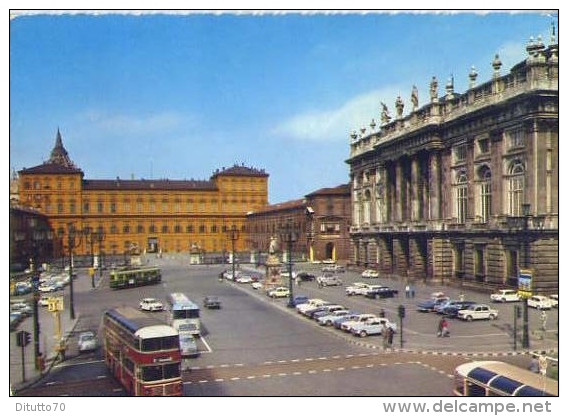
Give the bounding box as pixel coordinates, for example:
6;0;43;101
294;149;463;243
179;333;199;357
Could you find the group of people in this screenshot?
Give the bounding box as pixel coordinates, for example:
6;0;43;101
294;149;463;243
404;284;415;298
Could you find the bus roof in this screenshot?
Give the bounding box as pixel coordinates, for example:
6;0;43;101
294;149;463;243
105;307;177;338
167;292;199;309
456;361;558;396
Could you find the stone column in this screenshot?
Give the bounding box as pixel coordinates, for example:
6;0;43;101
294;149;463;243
395;160;403;222
411;156;420;221
429;152;441;220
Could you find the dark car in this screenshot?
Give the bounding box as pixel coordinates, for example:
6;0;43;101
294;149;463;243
297;272;316;281
416;297;450;312
291;295;309;306
365;287;399;299
441;301;477;318
203;296;221;309
333;313;361;329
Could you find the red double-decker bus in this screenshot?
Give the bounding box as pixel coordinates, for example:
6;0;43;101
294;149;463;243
102;307;183;396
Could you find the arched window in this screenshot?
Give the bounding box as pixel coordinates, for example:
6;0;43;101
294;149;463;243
477;166;492;223
507;160;524;216
455;171;468;223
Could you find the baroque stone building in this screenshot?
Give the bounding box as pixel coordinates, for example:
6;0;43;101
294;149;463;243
17;130;269;258
346;36;558;293
246;184;351;263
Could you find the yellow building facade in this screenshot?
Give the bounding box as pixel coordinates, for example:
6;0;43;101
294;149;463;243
18;130;269;257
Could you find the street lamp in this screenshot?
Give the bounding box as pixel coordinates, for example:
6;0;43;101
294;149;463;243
280;221;298;308
227;225;239;281
58;223;84;320
29;228;53;370
95;229;106;281
506;203;531;349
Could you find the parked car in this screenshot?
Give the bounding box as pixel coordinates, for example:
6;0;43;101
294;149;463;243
440;301;477;318
350;318;397;337
296;272;316;281
527;295;553;310
299;301;333;317
549;294;558;308
317;309;353;326
235;274;253;283
179;333;199;357
291;295;309;306
14;281;32;295
251;281;263;290
490;289;521;303
267;287;290;298
361;269;379;278
457;304;499;321
332;313;363;329
10;302;33;317
10;312;24;331
38;295;51;307
203;296;221;309
311;305;347;320
77;331;99;352
296;298;327;314
416;297;450;313
365;286;399;299
340;313;377;332
345;282;370;296
316;275;343;287
139;298;164;312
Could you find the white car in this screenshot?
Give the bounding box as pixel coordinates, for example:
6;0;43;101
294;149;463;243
77;331;99;352
457;304;499;321
235;274;253;283
252;281;263;290
267;287;290;298
549;294;558;308
139;298;164;311
490;289;521;303
527;295;553;310
345;282;370;296
361;269;379;278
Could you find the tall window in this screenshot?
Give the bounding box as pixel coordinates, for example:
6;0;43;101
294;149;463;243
478;166;492;223
507;128;525;149
455;171;468;223
507;160;525;216
453;144;467;163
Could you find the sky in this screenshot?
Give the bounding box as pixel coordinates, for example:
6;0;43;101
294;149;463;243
8;9;559;204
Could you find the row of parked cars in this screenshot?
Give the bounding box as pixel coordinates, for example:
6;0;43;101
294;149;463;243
293;297;397;338
416;293;500;321
490;289;558;310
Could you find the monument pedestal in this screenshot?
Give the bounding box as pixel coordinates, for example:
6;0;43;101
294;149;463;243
264;254;282;291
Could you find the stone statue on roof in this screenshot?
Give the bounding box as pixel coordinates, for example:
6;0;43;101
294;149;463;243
395;96;404;118
380;102;391;124
430;76;438;102
411;85;419;110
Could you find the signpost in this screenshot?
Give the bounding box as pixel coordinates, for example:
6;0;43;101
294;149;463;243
16;330;31;382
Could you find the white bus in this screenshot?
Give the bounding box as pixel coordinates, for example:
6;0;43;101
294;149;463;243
165;292;201;336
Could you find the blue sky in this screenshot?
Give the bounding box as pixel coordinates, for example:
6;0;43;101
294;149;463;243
9;10;558;204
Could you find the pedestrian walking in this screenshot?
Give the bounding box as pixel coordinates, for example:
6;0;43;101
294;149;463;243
405;284;411;298
382;324;389;350
437;317;449;337
410;285;415;298
387;327;395;350
379;308;385;318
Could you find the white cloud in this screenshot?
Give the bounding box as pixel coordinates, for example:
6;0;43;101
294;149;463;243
77;109;186;134
271;85;411;142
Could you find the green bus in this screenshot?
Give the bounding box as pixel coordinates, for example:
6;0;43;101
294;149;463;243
109;267;162;289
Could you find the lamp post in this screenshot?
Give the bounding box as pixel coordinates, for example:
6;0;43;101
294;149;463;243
520;203;531;349
58;223;83;320
507;203;531;349
96;229;105;280
83;227;95;288
280;221;298;308
227;225;239;281
29;227;53;370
